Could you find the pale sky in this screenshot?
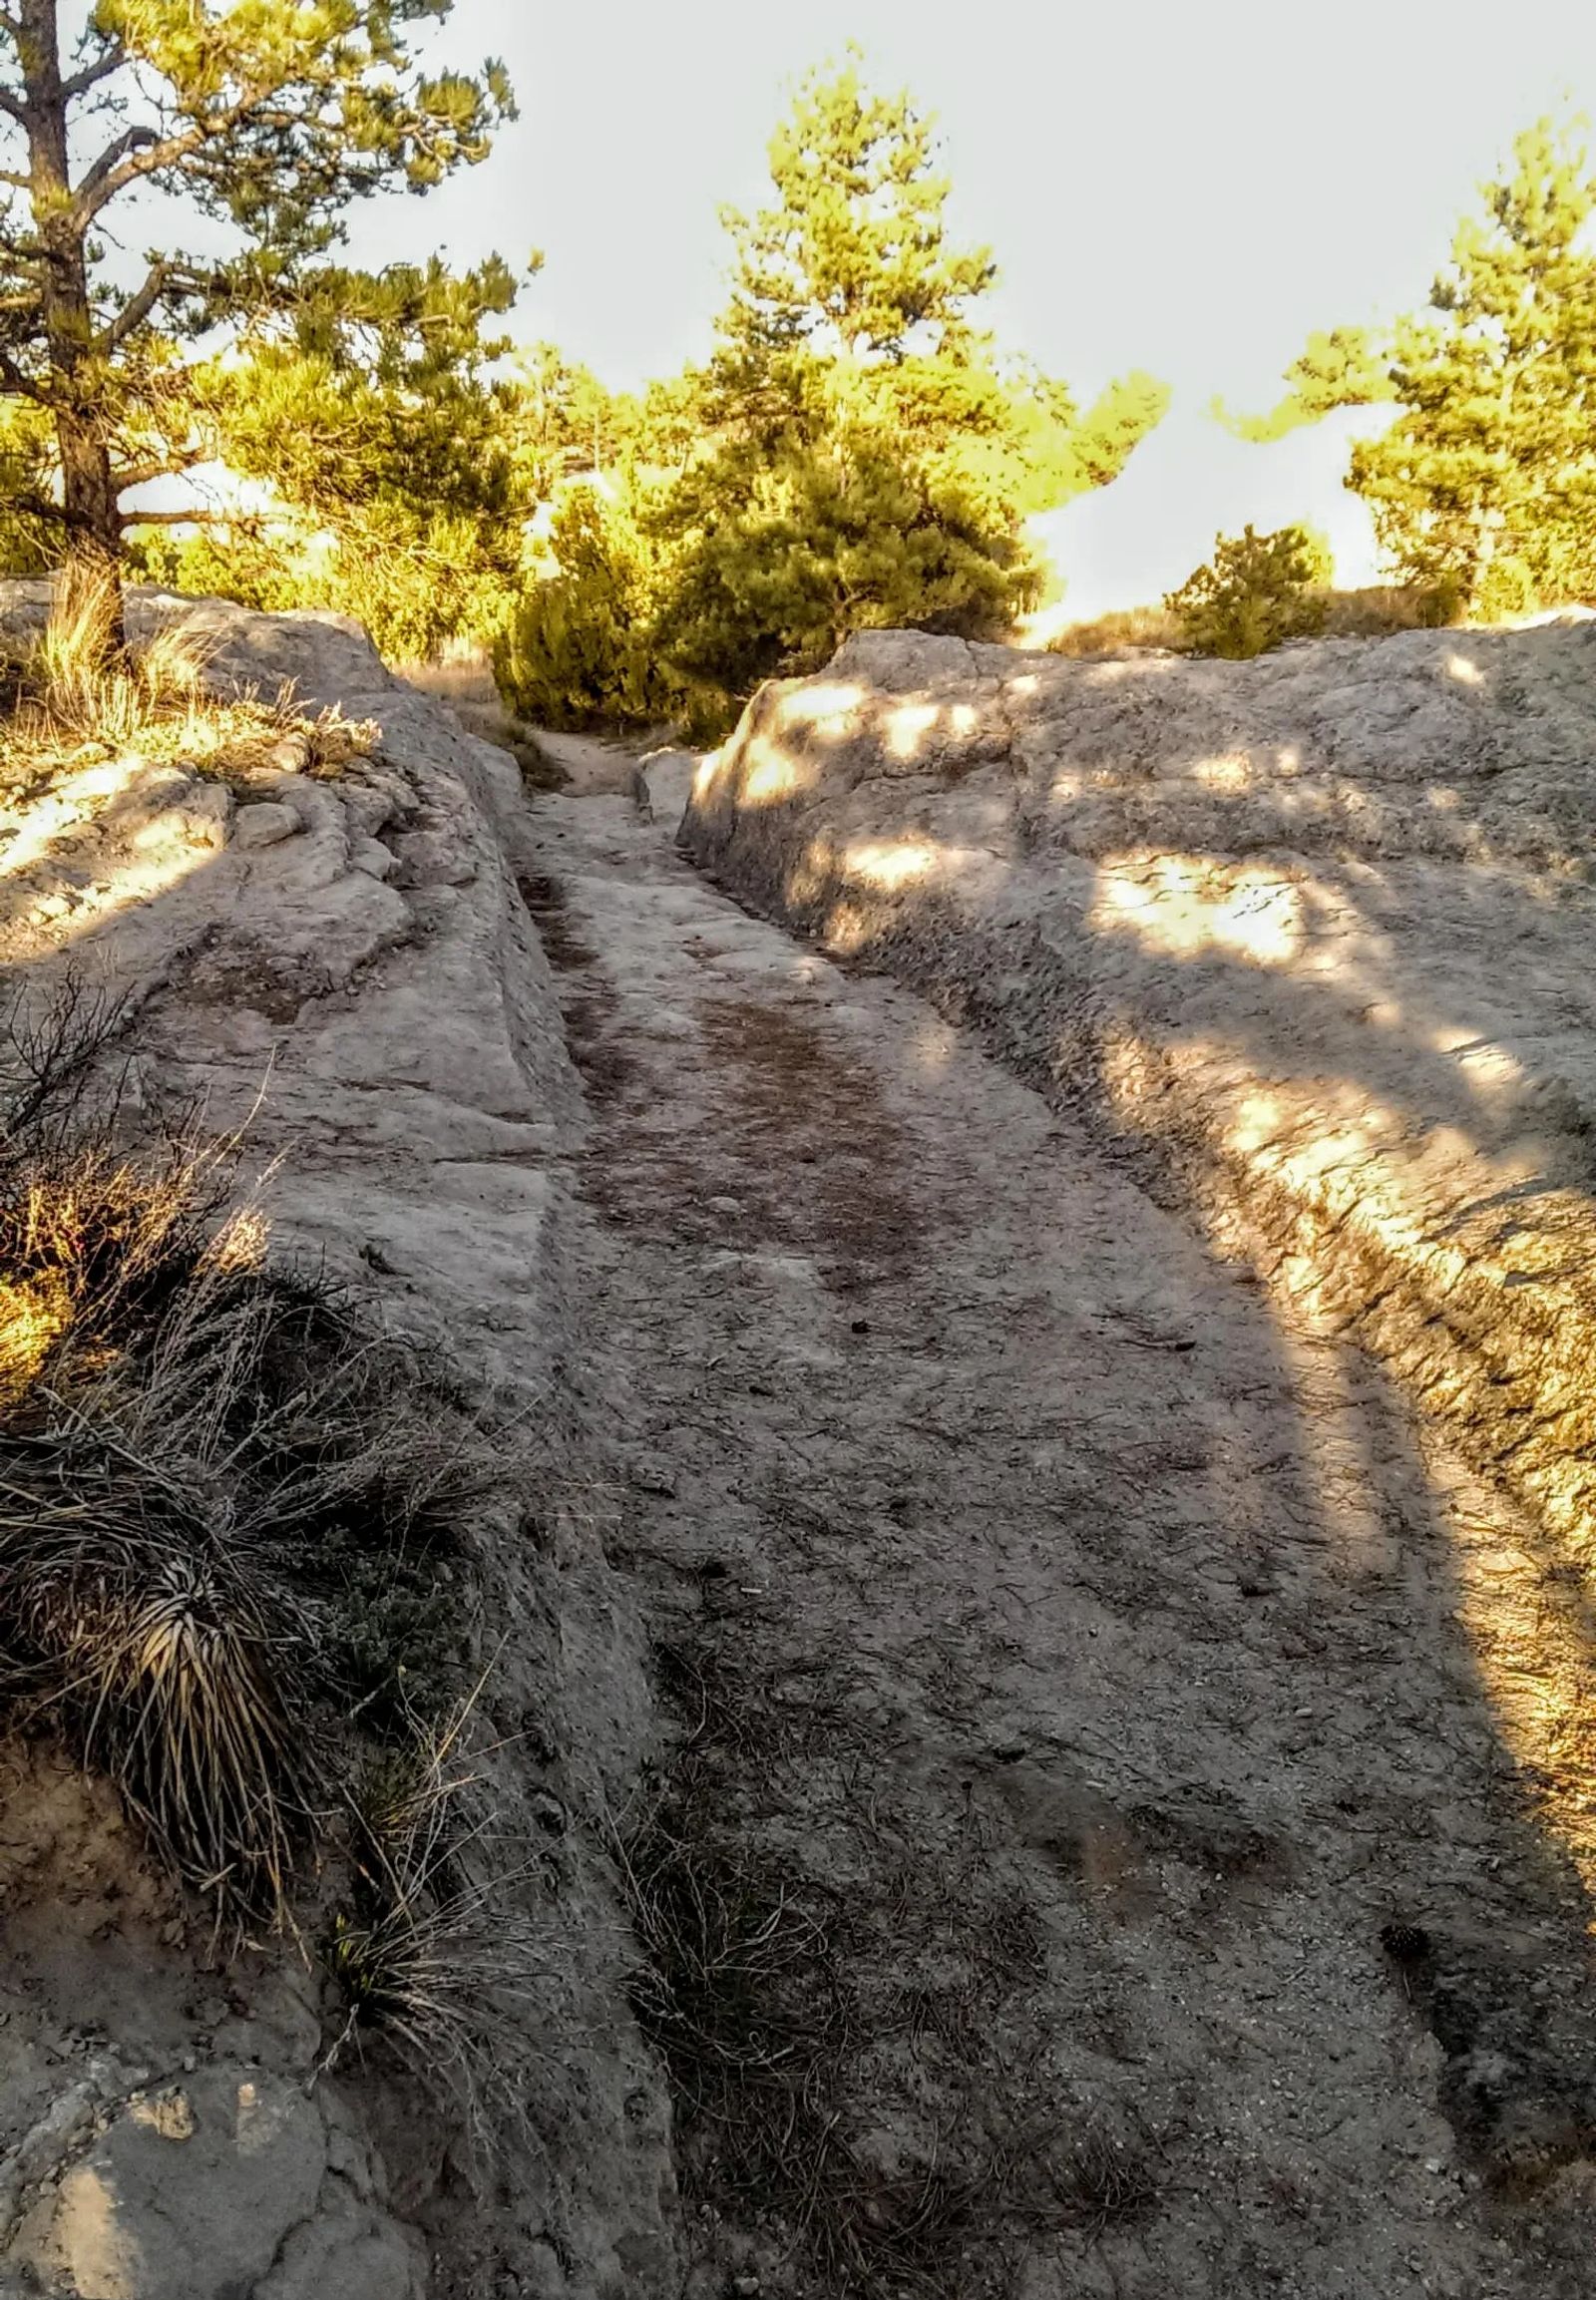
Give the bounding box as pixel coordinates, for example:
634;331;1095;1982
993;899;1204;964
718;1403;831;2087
180;1;1596;613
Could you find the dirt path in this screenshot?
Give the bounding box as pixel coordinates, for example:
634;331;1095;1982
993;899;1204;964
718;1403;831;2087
529;792;1596;2300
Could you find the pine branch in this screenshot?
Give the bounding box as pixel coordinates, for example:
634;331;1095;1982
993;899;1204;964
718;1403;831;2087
100;257;174;352
8;489;64;524
0;343;40;398
76;123;160;206
120;505;246;527
113;442;208;491
62;49;124;104
77;90;270;226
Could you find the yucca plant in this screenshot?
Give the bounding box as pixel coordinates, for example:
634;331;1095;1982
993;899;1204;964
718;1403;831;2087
0;1461;316;1904
0;984;481;1924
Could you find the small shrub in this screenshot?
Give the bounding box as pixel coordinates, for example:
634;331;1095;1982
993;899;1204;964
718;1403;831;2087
1165;523;1334;658
494;486;735;741
495;488;684;733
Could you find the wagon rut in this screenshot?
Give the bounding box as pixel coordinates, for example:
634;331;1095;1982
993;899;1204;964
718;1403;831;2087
530;789;1596;2300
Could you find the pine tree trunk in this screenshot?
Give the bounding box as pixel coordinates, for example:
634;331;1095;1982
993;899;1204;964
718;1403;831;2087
57;415;124;638
18;0;126;649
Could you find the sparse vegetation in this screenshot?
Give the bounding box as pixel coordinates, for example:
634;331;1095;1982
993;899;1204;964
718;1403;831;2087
0;976;481;1924
1045;603;1188;657
1046;581;1455;661
0;577;374;786
615;1634;1165;2296
325;1687;551;2128
401;644;574;788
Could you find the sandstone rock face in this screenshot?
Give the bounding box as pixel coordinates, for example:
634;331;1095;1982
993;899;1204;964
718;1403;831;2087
630;747;699;830
8;2064;426;2300
229;798;300;850
0;590;674;2299
684;620;1596;1564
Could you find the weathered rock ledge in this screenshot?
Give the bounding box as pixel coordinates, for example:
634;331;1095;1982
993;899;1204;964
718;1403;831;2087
684;621;1596;1571
0;591;673;2300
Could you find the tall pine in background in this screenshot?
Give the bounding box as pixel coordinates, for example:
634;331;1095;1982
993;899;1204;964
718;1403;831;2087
501;56;1168;723
1231;121;1596;618
658;55;1170;692
1357;121;1596;615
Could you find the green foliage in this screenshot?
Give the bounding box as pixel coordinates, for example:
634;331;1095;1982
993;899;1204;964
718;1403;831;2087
504;57;1165;728
0;402;55;575
515;343;641;496
1166;525;1335;658
1213;328;1394;443
1063;371;1176;496
129;254;536;659
1351;120;1596;615
1233;120;1596;616
647;360;1039;696
0;0;514;572
718;48;997;362
494;488;686;731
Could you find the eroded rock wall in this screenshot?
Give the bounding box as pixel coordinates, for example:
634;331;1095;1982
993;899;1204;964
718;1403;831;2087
0;591;673;2300
684;621;1596;1573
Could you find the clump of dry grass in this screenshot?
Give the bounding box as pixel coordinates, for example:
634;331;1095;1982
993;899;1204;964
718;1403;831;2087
0;575;374;785
0;977;481;1919
1316;581;1457;638
399;644;571;791
1045;603;1187;657
324;1686;554;2144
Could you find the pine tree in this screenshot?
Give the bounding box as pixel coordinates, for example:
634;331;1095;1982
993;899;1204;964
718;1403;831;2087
1233;121;1596;615
635;57;1168;700
0;1;513;630
153;255;534;658
503;56;1167;725
1165;524;1334;658
1355;120;1596;614
718;50;996;366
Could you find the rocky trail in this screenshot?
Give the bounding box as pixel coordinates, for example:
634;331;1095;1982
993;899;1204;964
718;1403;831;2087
1;601;1592;2300
530;781;1596;2300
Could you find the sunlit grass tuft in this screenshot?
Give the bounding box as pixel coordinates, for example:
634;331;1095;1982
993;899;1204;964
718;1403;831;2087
0;574;376;784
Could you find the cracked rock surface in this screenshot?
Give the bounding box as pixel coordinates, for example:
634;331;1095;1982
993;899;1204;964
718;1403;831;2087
0;590;673;2300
